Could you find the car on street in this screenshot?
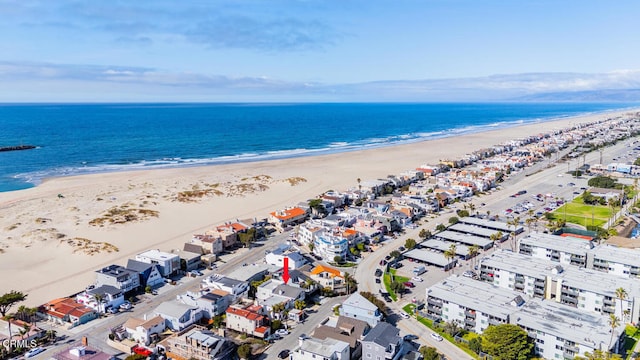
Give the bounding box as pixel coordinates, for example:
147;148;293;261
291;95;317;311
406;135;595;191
25;347;45;358
375;278;381;284
403;334;419;341
107;306;119;314
385;255;391;260
399;312;410;319
276;329;289;336
411;276;423;282
431;333;444;342
379;259;387;266
375;269;383;277
120;301;132;310
383;295;392;303
278;350;290;359
462;271;476;278
403;282;415;288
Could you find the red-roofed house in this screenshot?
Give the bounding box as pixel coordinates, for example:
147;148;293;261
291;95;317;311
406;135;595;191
41;298;98;326
310;265;344;291
269;207;308;231
225;305;270;338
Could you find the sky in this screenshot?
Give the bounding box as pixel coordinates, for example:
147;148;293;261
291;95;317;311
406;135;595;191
1;0;640;102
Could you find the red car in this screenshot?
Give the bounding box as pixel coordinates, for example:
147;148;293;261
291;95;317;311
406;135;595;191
404;282;415;288
132;345;153;356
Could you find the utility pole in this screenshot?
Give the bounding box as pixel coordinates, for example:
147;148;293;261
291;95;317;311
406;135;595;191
600;149;603;165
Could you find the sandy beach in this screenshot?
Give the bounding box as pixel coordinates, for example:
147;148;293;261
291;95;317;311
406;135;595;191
0;109;634;307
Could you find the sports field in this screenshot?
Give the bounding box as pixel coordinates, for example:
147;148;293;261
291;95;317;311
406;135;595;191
550;196;614;227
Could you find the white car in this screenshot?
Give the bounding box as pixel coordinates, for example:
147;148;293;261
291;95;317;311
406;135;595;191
120;301;132;310
276;329;289;336
430;333;443;342
411;276;423;282
399;312;410;319
24;347;45;358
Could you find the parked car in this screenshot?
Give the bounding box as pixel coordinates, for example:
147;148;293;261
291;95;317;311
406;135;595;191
411;276;423;282
379;259;387;266
404;282;415;288
375;269;383;277
276;329;289;336
278;350;290;359
375;278;381;284
107;307;119;314
399;312;410;319
190;270;204;277
462;271;476;278
120;301;132;310
25;347;45;358
430;333;444;342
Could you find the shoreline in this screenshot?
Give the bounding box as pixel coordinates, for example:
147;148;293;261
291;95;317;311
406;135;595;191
5;104;637;192
0;107;638;307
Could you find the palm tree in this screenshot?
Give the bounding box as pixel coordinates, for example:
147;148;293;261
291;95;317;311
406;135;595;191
468;244;480;270
508;217;520;251
468;203;476;216
486;210;491;219
343;272;358;294
444;244;457;273
92;293;105;313
357;178;362;191
615;287;628;322
608;314;620;350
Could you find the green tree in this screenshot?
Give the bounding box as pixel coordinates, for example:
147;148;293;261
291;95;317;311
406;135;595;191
145;285;152;294
469;336;483;354
238;228;257;248
419;228;431;240
333;255;343;264
575;350;623;360
237;343;252;360
389;250;401;260
435;224;446;232
344;272;358;294
418;346;440;360
481;324;534;360
308;242;315;252
359;291;388;315
405;238;417;250
448;216;459;225
390;281;406;298
294;300;306;310
588;176;618;189
211;314;225;328
270;319;282;331
0;290;27;342
456;209;470;218
608;314;620;349
468;244;480;269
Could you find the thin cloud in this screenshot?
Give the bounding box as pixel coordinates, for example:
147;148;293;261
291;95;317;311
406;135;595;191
185;15;337;52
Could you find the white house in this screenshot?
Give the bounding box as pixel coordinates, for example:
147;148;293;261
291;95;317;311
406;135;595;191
265;244;307;269
338;293;383;328
201;274;248;301
291;337;350;360
124;315;165;345
135;249;181;277
76;285;124;314
154;301;203;331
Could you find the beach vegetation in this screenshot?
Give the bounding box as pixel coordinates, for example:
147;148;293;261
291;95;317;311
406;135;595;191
60;237;119;255
418;346;440;360
419;228;431;239
89;206;159;226
448;216;459;225
435;224;446;232
286;177;307;186
588;176;620;189
456;209;469;217
237;343;252;359
359;291;387;315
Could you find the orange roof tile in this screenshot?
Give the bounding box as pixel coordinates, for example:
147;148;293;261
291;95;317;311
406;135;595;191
342;229;358;238
226;307;263;322
270;207;306;220
311;265;342;278
255;326;269;334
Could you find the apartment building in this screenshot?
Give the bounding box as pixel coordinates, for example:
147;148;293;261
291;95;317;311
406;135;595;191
479;250;640;323
94;265;140;293
518;232;594;267
135;249;180;277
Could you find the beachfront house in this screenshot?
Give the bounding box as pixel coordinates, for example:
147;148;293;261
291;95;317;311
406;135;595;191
309;265;344;292
269;206;308;231
124;315;165;345
201;274;249;301
94;264;141;294
255;279;305;315
190;234;224;255
41;298;98;327
76;285;124;314
154;301;203;331
126;259;164;288
135;249;180;277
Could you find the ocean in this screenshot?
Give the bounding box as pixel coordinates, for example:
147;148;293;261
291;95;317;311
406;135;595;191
0;102;637;193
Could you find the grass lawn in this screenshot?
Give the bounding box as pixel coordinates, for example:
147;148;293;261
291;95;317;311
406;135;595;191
383;269;411;301
550;197;614;228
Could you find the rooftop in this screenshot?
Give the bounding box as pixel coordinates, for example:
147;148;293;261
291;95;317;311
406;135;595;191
459;216;522;233
298;337;350;357
427;275;525;320
449;223;500;238
520;232;594;254
592;244;640;268
433;230;494;248
404;248;456;267
362;322;401;348
342;292;378;312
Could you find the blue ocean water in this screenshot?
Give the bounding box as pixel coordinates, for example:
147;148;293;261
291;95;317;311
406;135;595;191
0;102;637;192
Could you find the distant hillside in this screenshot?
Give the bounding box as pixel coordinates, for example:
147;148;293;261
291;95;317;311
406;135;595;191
515;89;640;102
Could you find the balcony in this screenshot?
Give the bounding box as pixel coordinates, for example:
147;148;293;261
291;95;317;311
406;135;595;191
514;282;525;290
464;310;476;318
528;331;537;339
427;306;442;314
520;249;532;255
480;274;494;282
562;288;578;297
515;274;525;281
603;298;615;306
427;298;443;306
630;268;640;276
488;318;503;326
563;350;576;360
534;279;545;286
603;305;615;314
464;318;476;326
564;343;579;353
560;295;578;305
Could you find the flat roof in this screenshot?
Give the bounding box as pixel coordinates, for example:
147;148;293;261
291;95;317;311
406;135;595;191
592;244;640;268
520;232;594;255
404;249;456;267
433;230;494;248
459;216;523;233
449;223;500;238
481;250;640;298
226;263;279;282
422;239;469;257
427;275;524;320
516;298;622;349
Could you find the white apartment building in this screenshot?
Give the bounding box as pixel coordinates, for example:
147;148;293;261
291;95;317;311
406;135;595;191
480;250;640;323
426;275;524;333
426;276;624;359
265;244;307;269
518;232;594;267
135;249;181;277
313;234;348;262
589;245;640;278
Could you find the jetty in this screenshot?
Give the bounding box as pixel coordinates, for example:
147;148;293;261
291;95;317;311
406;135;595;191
0;145;36;152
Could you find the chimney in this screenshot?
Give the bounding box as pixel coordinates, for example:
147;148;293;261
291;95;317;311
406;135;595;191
82;336;88;346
